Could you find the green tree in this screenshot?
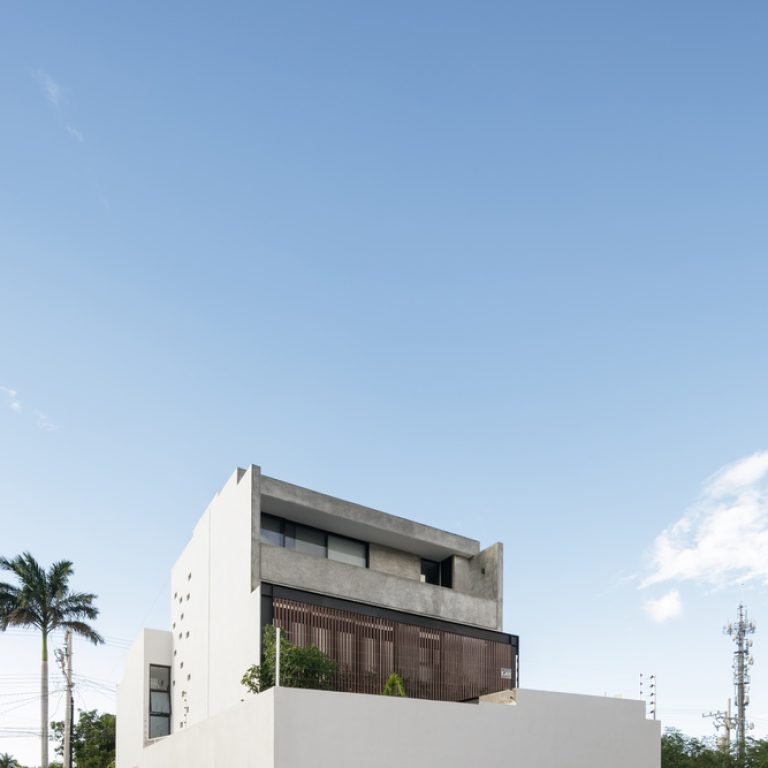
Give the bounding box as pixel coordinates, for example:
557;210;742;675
241;625;336;693
745;738;768;768
0;553;104;768
662;729;733;768
52;709;115;768
0;753;22;768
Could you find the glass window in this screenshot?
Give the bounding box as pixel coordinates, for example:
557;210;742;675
286;523;327;558
150;691;171;714
149;665;171;738
260;512;369;569
149;665;170;691
260;514;283;546
420;559;440;585
328;535;367;567
440;557;453;589
149;715;170;738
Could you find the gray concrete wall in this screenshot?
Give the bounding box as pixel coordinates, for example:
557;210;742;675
260;543;500;629
368;543;421;580
260;474;480;558
452;542;503;628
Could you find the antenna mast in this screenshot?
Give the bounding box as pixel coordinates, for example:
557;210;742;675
724;603;756;763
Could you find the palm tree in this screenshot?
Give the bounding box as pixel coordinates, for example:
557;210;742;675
0;753;21;768
0;553;103;768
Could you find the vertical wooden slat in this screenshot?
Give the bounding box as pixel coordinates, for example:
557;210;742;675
270;596;515;702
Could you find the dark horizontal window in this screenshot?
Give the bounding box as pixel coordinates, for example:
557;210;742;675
261;513;368;569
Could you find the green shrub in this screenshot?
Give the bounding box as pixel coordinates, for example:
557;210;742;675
382;672;407;697
241;625;337;693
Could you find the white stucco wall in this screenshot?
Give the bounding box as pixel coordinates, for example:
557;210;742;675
116;629;173;768
169;466;262;731
121;686;659;768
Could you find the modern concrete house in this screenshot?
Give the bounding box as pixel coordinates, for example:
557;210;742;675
117;465;660;768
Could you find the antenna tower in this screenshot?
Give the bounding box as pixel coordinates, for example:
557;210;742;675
724;603;756;763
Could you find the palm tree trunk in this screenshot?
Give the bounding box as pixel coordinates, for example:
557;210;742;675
41;630;48;768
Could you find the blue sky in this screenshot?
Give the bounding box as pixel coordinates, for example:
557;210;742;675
2;1;768;763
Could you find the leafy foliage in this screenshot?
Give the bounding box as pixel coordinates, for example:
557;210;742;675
382;673;407;697
661;729;768;768
0;553;103;643
51;709;115;768
241;624;337;693
0;754;22;768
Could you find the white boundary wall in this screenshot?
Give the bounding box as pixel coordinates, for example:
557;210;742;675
122;686;659;768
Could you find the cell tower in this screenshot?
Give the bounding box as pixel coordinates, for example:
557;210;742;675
724;603;756;763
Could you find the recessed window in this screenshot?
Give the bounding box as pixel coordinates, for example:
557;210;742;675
328;535;366;568
286;523;326;558
421;557;453;588
261;513;368;568
260;514;284;547
148;665;171;738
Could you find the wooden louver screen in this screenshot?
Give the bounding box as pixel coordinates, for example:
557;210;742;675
272;596;514;702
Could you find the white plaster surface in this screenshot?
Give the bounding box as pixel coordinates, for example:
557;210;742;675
119;687;659;768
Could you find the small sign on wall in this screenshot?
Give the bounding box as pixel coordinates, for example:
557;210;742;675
501;667;513;679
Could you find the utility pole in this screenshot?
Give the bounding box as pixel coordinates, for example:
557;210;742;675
639;673;657;719
703;698;735;754
724;603;756;764
64;630;74;768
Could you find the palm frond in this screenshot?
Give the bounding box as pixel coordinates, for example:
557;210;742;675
58;620;105;645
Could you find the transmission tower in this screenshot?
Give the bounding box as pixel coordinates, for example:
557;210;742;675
724;603;756;763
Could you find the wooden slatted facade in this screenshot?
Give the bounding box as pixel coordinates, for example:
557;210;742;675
267;588;517;702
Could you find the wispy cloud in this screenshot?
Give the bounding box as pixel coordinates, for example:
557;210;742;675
33;69;85;144
641;451;768;618
35;69;65;107
1;386;58;431
65;124;85;143
643;589;683;623
0;386;22;413
34;410;58;432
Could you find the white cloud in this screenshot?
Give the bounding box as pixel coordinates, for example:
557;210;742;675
644;589;683;623
35;69;65;107
0;386;22;413
642;451;768;590
34;410;58;432
65;124;85;143
1;387;58;430
33;70;84;144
